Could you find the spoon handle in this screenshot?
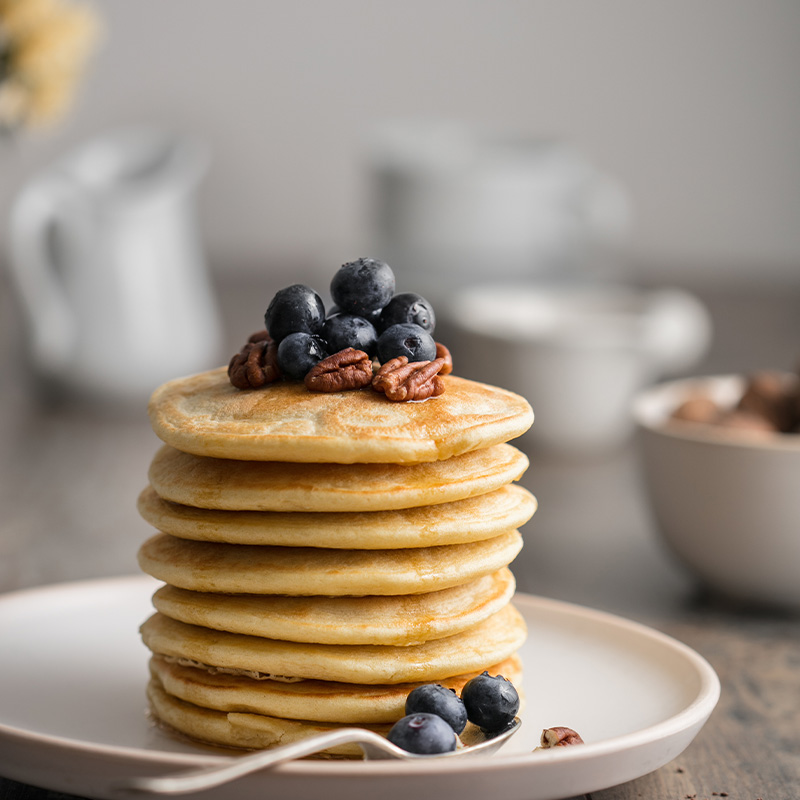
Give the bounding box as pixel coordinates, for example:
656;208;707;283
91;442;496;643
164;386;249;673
116;729;393;795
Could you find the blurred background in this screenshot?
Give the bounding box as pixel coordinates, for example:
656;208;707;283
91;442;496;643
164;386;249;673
2;0;800;612
2;1;800;279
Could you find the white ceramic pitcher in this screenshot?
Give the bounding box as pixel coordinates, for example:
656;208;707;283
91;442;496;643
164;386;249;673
8;127;222;403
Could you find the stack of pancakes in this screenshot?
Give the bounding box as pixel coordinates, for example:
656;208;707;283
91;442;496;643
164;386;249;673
137;367;535;755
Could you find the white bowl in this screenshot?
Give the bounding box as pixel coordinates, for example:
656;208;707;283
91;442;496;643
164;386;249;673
633;375;800;611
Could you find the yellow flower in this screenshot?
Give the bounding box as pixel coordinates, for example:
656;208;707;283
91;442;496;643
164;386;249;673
0;0;59;40
24;68;77;122
10;4;97;83
0;0;100;129
0;79;26;127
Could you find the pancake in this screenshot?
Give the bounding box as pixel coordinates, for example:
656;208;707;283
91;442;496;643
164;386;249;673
140;603;527;685
147;677;390;756
137;484;537;549
149;653;522;724
150;569;516;645
148;368;534;464
137;531;523;597
148;443;529;512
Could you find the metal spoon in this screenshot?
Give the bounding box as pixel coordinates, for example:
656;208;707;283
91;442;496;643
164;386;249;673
117;718;521;795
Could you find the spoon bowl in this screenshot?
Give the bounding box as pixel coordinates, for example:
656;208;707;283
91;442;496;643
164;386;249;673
116;718;521;795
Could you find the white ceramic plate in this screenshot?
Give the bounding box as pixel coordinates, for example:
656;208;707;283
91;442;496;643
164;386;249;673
0;576;719;800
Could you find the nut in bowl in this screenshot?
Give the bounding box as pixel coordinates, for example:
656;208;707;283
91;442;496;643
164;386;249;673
632;372;800;612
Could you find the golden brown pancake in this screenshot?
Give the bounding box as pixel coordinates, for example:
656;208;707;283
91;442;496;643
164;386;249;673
148;368;533;464
146;677;390;755
148;443;529;512
140;604;527;685
149;654;522;724
150;569;515;645
138;531;522;597
137;483;537;549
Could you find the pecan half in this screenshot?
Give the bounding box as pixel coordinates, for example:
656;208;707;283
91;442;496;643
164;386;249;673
304;348;374;392
372;356;446;402
538;727;584;748
737;370;798;432
228;330;281;389
435;342;453;375
247;330;271;345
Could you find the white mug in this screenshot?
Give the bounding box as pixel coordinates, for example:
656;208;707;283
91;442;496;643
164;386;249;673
8;127;222;403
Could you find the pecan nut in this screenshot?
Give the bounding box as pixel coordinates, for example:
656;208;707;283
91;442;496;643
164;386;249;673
538;727;585;748
372;356;446;402
228;330;281;389
247;330;272;345
304;348;374;392
736;370;798;432
435;342;453;375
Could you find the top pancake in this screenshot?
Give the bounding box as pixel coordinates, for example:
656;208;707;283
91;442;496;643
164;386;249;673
148;368;533;463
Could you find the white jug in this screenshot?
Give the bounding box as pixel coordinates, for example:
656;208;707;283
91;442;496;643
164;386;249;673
8;127;222;403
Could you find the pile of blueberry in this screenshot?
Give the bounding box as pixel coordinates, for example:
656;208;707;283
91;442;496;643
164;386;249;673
387;672;520;755
265;258;438;381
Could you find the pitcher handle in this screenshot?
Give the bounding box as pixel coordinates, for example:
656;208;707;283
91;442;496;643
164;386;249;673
8;175;87;376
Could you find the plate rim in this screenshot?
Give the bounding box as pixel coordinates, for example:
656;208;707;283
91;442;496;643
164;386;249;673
0;574;720;778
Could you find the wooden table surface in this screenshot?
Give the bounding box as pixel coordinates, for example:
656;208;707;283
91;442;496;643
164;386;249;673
1;272;799;800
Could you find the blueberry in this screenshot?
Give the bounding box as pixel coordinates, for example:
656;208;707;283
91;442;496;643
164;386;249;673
405;684;467;734
330;258;395;317
460;672;520;732
387;713;457;755
264;284;325;343
376;323;437;364
276;332;328;380
322;314;378;357
329;303;383;327
363;306;384;326
379;293;436;334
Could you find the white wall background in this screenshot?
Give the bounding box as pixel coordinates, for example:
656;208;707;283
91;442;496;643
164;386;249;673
3;0;800;282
